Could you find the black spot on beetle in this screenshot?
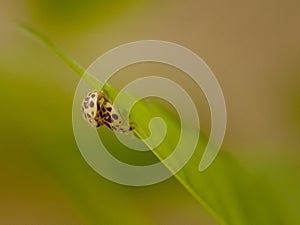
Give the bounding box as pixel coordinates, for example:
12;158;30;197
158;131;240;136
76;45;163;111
90;101;94;107
106;117;112;123
107;107;112;112
112;114;118;120
104;121;111;128
103;113;110;119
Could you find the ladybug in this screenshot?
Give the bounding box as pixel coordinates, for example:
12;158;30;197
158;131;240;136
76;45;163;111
81;91;134;134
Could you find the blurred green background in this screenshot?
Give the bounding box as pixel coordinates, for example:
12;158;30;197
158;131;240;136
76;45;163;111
1;0;300;224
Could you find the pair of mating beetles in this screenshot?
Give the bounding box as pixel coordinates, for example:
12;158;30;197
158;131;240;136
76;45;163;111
81;91;134;134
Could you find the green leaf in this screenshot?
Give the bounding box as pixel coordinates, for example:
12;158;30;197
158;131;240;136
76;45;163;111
19;24;300;225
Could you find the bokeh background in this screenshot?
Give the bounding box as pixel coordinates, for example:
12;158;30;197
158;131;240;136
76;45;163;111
1;0;300;224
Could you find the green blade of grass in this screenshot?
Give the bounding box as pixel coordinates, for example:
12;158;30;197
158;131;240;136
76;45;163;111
19;24;300;225
18;23;86;77
18;22;101;90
